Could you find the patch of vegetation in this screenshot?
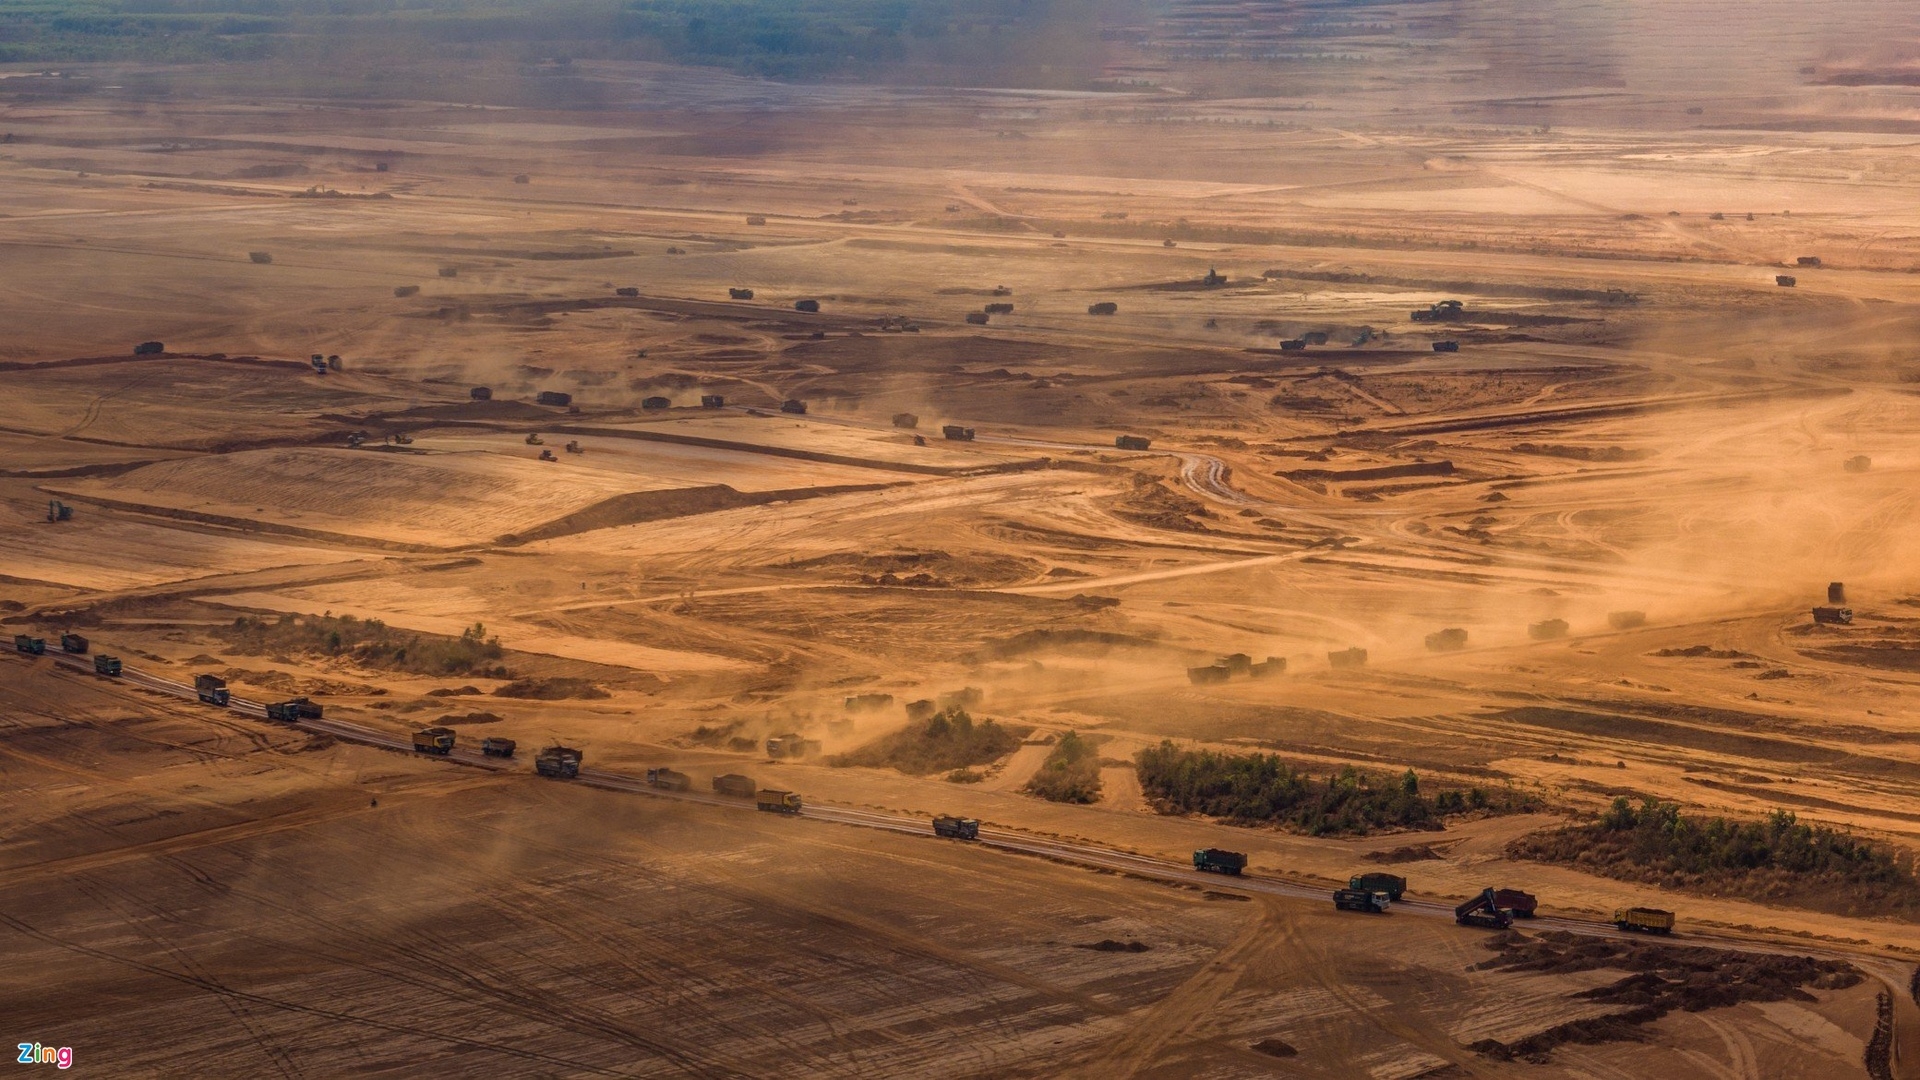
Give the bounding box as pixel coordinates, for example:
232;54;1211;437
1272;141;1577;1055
1509;797;1920;918
492;677;609;700
1026;731;1103;803
219;614;510;678
945;768;985;784
1134;742;1539;836
831;708;1026;776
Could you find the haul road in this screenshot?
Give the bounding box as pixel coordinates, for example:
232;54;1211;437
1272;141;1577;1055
7;645;1912;983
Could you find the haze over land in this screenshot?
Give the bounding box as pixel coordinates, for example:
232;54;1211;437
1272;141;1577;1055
8;1;1920;1076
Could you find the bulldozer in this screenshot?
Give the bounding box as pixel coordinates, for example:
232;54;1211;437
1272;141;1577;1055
538;449;557;462
525;433;544;445
564;440;584;454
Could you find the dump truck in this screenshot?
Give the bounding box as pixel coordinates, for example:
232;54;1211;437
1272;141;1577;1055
1220;653;1252;676
984;303;1014;315
701;395;726;408
642;396;670;410
194;674;230;707
537;449;556;461
1426;628;1469;651
1328;647;1368;669
1829;582;1847;604
133;341;165;356
14;635;46;655
781;399;807;415
1115;435;1152;451
93;655;122;676
1334;888;1390;913
1187;664;1231;685
1087;302;1118;315
59;633;87;654
1613;907;1674;934
1776;275;1796;287
536;391;572;407
395;285;420;298
1193;848;1247;875
1249;656;1286;679
767;736;823;759
942;425;976;441
525;433;543;445
845;692;893;711
646;767;692;792
1797;256;1823;267
756;789;802;814
249;251;273;264
536;745;582;778
1493;888;1538;918
965;312;989;325
794;299;820;313
564;440;584;454
1349;873;1406;901
615;287;639;298
481;737;516;758
1528;619;1570;640
1813;606;1853;625
289;697;323;719
1432;341;1460;352
1279;339;1307;351
713;773;757;798
46;500;72;522
265;701;303;722
933;815;980;840
470;386;492;401
729;288;755;300
1454;888;1515;930
412;726;456;755
890;413;919;430
311;354;328;374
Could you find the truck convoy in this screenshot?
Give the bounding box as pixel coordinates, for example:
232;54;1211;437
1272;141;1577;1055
1454;888;1515;930
412;727;456;755
194;674;230;706
536;745;583;778
756;789;802;814
933;815;980;840
1193;848;1248;875
1614;907;1675;934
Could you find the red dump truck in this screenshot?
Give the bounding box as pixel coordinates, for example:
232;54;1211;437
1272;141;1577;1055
1493;888;1538;918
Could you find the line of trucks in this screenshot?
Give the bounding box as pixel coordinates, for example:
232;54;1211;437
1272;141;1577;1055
27;646;1681;935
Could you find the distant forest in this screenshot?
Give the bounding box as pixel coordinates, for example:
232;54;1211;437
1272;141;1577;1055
0;0;1130;84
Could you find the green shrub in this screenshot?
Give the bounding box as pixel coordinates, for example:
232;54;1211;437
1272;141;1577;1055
1026;731;1102;803
218;614;510;678
831;708;1025;776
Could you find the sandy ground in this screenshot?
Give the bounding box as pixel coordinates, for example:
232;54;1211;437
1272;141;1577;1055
10;8;1920;1074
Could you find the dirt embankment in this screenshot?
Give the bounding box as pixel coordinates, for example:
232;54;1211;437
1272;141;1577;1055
501;482;898;544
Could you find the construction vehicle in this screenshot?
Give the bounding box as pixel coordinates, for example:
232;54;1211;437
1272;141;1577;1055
481;737;516;758
194;674;230;707
387;432;413;445
311;354;329;374
942;425;976;441
1279;339;1307;352
536;391;572;407
1087;302;1118;315
713;773;757;798
93;655;122;677
326;355;342;370
14;635;45;655
729;288;754;300
1163;239;1176;247
1304;332;1330;346
965;312;989;325
892;413;919;429
1328;647;1368;669
412;726;456;755
984;303;1013;315
536;745;583;778
133;341;165;355
59;633;87;654
265;701;303;722
470;386;492;401
766;736;822;759
1528;619;1570;640
781;399;807;415
564;440;584;454
1249;656;1286;678
1193;848;1247;875
395;285;420;298
615;287;639;298
1797;256;1823;267
756;789;802;814
845;692;893;711
794;299;820;313
646;767;691;791
46;500;72;522
538;449;557;462
1426;628;1468;651
1776;275;1796;287
1334;888;1390;913
642;396;670;410
1613;907;1674;934
286;697;322;719
1221;653;1252;676
1813;606;1853;625
1493;888;1538;918
1433;341;1460;352
249;251;273;264
913;435;926;446
1187;663;1231;685
701;395;726;408
525;433;543;445
346;432;367;448
1454;888;1515;930
933;815;981;840
1349;873;1406;901
439;266;458;277
1115;435;1151;451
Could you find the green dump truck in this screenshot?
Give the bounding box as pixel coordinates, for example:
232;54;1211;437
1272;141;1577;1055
1193;848;1248;875
1349;873;1406;901
14;635;45;655
93;655;122;677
